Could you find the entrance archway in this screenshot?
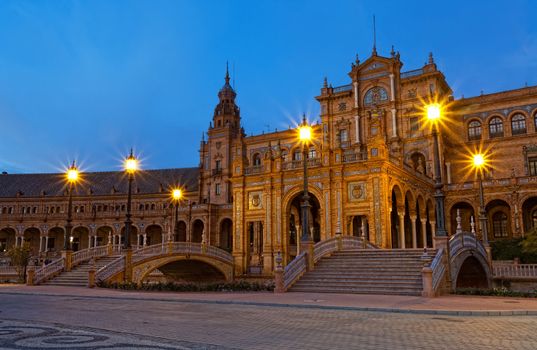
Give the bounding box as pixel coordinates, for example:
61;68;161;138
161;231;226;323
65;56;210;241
450;202;475;235
455;256;488;289
23;228;40;255
0;228;16;253
144;225;162;245
522;197;537;233
176;221;187;242
96;226;113;246
286;191;321;260
219;218;232;251
71;226;89;251
486;200;511;240
192;220;204;243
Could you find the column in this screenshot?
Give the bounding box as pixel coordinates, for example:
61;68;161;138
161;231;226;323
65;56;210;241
421;220;428;248
410;215;417;248
446;162;452;184
88;235;92;249
430;221;436;248
353;81;359;108
45;236;49;252
143;233;147;246
355;115;361;144
398;213;406;249
391;108;397;137
39;236;44;253
389;74;395;101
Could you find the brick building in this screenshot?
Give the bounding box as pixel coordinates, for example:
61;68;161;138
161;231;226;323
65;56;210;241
1;48;536;279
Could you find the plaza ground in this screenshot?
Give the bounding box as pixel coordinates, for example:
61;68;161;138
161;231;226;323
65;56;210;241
1;285;537;349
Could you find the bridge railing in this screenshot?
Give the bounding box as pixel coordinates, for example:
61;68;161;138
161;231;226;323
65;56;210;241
431;248;446;291
96;256;124;282
71;246;109;268
283;251;306;291
34;257;65;285
0;266;17;276
493;262;537;279
449;231;487;261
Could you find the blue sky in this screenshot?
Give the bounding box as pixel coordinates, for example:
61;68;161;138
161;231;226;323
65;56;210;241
0;0;536;173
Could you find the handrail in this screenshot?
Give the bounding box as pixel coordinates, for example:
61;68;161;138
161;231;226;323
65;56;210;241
492;262;537;279
430;248;446;291
71;246;109;267
449;231;487;261
313;237;339;263
34;257;65;284
0;266;17;275
96;256;124;282
283;252;307;290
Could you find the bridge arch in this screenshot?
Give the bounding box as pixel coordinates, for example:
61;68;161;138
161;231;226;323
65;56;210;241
133;255;232;284
449;232;492;290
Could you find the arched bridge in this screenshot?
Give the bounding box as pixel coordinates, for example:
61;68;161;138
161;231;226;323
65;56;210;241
96;242;234;284
448;232;492;289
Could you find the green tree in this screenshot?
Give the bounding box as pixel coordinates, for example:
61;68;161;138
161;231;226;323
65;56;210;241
6;244;32;283
522;227;537;256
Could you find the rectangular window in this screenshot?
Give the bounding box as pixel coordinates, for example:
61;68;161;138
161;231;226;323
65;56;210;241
215;183;221;196
215;160;221;170
409;117;420;136
339;129;348;142
529;157;537;176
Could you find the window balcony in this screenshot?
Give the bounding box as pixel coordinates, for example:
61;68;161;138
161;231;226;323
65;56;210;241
244;165;264;175
282;158;321;170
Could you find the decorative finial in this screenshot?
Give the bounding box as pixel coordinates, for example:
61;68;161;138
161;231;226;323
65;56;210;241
302;113;307;125
225;61;230;84
372;15;377;56
355;54;360;65
391;45;395;57
428;52;434;65
323;77;328;88
129;148;133;158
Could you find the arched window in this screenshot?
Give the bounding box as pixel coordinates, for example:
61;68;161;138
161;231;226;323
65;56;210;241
511;113;527;135
252;153;262;166
281;149;288;162
364;87;389;106
489;117;504;138
492;211;509;238
468;120;482;141
308;147;317;159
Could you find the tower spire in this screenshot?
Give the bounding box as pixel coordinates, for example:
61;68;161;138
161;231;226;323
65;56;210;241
225;61;230;84
372;15;377;56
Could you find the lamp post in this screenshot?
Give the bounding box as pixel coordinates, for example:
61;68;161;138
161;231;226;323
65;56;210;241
297;115;313;243
472;153;489;246
426;104;448;237
64;161;79;250
123;149;138;250
172;188;183;242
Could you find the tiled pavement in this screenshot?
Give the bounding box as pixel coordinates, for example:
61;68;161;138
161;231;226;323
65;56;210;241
1;286;537;349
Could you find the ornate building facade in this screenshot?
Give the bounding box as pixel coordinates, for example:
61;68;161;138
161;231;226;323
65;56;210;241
1;48;536;279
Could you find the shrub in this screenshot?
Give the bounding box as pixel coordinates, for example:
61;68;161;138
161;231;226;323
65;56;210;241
455;288;537;298
490;236;537;263
6;244;32;283
98;280;275;292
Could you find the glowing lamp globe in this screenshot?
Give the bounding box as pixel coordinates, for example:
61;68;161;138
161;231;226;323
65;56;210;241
426;104;441;121
66;165;79;183
172;188;183;201
298;125;312;142
125;156;138;173
473;154;485;168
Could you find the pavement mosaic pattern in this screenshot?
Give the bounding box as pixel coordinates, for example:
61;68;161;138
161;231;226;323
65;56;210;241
0;291;537;349
0;319;233;350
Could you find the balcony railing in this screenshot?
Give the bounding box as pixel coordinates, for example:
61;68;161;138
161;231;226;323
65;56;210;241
212;168;223;176
244;165;264;175
342;151;367;163
282;158;321;170
401;68;424;79
332;84;353;93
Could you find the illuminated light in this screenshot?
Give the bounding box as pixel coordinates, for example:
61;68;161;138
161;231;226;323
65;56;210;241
426;103;441;121
66;163;79;183
69;236;74;243
124;153;139;174
172;188;183;201
473;153;486;168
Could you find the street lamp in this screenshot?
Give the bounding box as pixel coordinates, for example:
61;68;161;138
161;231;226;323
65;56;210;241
426;103;448;237
297;115;313;242
472;153;489;246
171;188;183;242
123;149;139;250
64;161;79;250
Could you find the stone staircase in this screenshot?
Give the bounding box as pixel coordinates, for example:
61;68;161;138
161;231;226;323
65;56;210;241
290;249;433;296
43;256;120;287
